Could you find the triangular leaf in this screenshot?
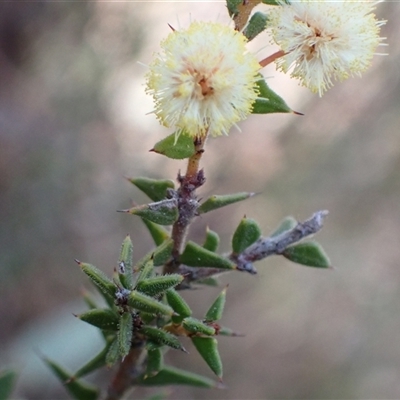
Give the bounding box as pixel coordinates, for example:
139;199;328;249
151;132;196;160
118;312;133;358
128;291;175;316
283;242;331;268
165;289;192;321
226;0;242;17
180;241;236;270
232;217;262;254
105;338;120;368
243;12;268;41
205;286;227;322
73;339;114;379
182;317;216;336
253;77;292;114
42;357;99;400
77;261;116;307
153;238;174;266
141;219;170;246
270;216;298;237
191;337;223;379
136;274;184;297
128;177;175;202
118;234;134;290
140;326;186;352
137;365;220;388
119;199;178;226
198;192;255;214
203;228;220;252
146;347;164;378
76;309;120;332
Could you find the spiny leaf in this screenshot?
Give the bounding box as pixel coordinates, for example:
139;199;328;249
232;217;262;254
77;261;115;305
145;347;164;378
128;291;175;316
76;309;119;332
105;338;120;368
138;365;220;388
136;238;174;270
226;0;242;17
140;326;186;352
203;227;220;252
252;77;293;114
119;199;178;225
165;289;192;322
141;219;170;246
180;241;236;270
198;192;255;214
136;274;184;297
243;11;267;41
205;286;227;322
270;216;298;237
118;234;134;290
118;312;133;358
151;131;196;160
182;317;216;336
128;177;175;202
283;242;331;268
191;337;223;379
73;339;114;379
42;357;99;400
135;258;155;285
153;238;174;266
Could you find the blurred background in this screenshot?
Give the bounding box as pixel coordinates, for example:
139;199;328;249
0;1;399;399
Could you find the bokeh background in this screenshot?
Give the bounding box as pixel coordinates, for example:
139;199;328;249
1;1;399;399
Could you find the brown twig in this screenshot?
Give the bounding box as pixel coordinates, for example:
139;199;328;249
231;210;329;273
177;210;329;280
105;341;146;400
259;50;286;68
163;135;207;275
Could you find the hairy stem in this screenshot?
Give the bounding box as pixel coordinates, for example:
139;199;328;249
232;210;329;273
164;136;207;274
178;210;329;280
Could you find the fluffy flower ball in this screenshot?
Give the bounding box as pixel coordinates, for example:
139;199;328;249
269;0;386;95
146;21;260;137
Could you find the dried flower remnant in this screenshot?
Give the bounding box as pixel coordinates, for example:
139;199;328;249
146;21;260;138
268;0;386;96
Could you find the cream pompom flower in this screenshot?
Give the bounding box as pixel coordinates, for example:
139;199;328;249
268;0;386;96
146;21;260;138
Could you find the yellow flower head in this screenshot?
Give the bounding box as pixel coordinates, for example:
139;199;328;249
146;21;260;137
268;0;386;96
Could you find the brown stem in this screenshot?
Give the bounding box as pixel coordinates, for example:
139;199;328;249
233;0;262;32
105;342;146;400
185;136;205;180
259;50;286;68
164;135;207;275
